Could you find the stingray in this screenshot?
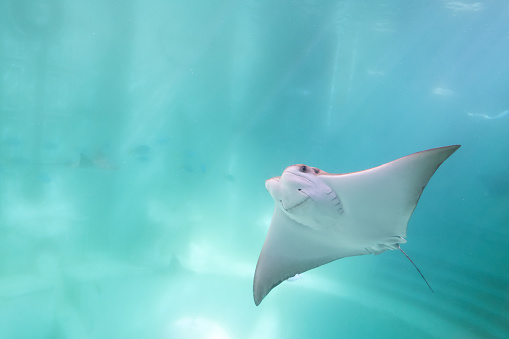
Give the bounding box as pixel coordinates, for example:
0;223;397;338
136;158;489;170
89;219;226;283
253;145;460;306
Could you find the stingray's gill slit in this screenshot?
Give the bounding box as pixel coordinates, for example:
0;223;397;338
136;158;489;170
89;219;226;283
397;244;434;293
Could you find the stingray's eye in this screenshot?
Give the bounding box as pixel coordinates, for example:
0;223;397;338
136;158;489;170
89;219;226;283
299;165;308;173
312;167;320;174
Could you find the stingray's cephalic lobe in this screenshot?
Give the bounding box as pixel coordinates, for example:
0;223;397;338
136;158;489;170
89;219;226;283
253;145;460;306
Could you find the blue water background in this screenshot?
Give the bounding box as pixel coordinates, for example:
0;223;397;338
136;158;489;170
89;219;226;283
0;1;508;338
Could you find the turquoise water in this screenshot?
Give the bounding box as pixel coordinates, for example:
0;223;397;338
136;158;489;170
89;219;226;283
1;0;508;338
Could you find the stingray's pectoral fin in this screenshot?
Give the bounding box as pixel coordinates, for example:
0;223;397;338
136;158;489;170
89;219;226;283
253;209;367;306
321;145;461;241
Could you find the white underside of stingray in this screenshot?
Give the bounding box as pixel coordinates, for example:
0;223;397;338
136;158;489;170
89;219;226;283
253;145;460;306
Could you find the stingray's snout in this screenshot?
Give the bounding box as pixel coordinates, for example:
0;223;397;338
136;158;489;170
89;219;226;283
267;172;311;212
265;177;280;193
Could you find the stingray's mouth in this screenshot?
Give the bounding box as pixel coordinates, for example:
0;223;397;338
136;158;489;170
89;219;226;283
281;192;310;211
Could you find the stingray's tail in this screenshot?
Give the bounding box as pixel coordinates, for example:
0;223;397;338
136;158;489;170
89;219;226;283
397;244;434;293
